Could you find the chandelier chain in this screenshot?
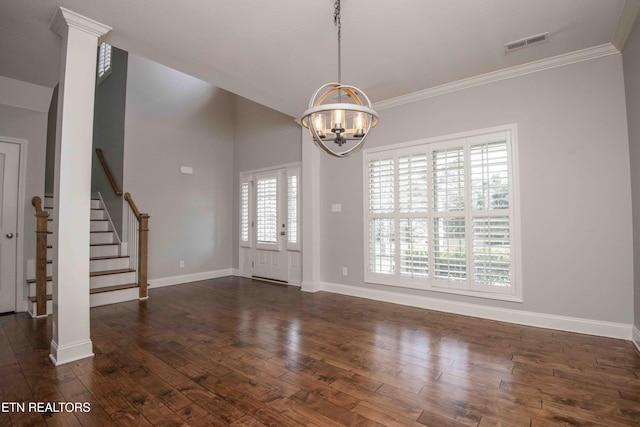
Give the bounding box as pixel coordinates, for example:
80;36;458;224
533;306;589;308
334;0;342;84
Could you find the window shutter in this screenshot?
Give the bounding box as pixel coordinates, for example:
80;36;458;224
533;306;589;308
240;180;250;246
470;140;509;211
433;146;465;212
472;216;511;286
287;167;300;251
256;175;278;245
369;158;395;213
97;43;112;82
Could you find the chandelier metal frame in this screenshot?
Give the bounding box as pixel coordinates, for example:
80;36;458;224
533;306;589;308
300;0;379;158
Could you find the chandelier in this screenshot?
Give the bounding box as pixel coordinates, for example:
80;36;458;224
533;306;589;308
300;0;379;158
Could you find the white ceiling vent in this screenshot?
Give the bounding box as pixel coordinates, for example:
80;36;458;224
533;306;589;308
504;32;549;52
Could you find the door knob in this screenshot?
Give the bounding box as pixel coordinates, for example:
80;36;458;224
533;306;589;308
6;233;14;239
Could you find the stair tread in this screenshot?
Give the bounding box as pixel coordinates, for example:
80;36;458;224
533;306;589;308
28;283;139;302
27;268;135;283
90;243;118;247
91;255;129;260
90;283;138;294
90;230;113;234
91;268;135;277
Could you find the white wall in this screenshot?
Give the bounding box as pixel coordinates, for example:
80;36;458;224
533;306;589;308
623;18;640;333
123;55;234;282
231;95;301;269
319;53;633;325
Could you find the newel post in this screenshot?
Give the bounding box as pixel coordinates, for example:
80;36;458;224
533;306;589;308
32;197;50;317
138;214;150;299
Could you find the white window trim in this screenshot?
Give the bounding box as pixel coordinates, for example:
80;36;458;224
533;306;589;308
363;124;522;303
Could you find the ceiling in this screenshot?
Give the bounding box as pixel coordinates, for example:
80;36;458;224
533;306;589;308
0;1;637;118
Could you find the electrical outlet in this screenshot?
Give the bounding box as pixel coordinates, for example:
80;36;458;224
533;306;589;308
179;260;185;268
342;267;348;276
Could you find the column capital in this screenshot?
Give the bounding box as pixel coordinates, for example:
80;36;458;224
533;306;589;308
50;7;111;39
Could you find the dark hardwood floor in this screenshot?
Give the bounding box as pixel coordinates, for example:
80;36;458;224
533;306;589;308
1;276;639;426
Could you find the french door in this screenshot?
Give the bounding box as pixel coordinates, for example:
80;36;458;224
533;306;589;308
240;166;301;283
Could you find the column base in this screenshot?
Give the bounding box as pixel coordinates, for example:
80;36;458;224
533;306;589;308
49;339;94;366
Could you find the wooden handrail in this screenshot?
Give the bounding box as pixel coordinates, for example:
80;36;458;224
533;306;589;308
31;197;49;317
95;148;123;196
124;192;141;219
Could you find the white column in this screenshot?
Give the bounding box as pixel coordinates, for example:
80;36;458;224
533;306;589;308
49;8;111;366
301;129;322;292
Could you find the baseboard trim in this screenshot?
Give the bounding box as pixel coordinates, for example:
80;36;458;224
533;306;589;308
49;339;94;366
148;269;234;289
320;281;632;340
633;326;640;353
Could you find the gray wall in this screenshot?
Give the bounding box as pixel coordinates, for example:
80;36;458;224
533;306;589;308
45;85;57;195
92;47;128;237
623;18;640;331
319;54;634;324
231;95;301;269
123;54;234;280
0;103;48;294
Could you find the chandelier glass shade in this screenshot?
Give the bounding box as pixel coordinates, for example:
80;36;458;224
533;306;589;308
300;0;379;158
301;83;379;157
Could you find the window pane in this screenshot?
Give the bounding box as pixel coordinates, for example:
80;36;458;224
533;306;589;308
98;43;112;79
433;217;466;281
471;141;509;210
473;216;511;286
287;174;297;245
369;218;395;274
399;153;428;213
400;218;429;278
369;158;395;213
240;182;249;242
433;147;465;212
256;177;277;244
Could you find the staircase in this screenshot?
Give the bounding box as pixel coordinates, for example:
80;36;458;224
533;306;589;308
27;195;141;317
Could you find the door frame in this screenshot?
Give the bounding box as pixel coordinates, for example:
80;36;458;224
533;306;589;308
0;136;28;313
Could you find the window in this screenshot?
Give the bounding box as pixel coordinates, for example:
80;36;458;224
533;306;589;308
97;43;112;83
364;125;520;301
287;166;301;251
240;175;252;247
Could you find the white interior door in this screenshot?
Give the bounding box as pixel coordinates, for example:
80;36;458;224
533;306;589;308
252;169;288;282
0;141;20;313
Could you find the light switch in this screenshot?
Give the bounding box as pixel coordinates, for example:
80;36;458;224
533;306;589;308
180;166;193;175
331;203;342;213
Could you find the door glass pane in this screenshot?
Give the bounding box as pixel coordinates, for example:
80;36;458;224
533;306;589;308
256;176;277;244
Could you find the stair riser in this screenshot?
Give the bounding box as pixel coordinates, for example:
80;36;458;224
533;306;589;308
90;257;130;272
30;287;140;316
91;210;106;220
91;233;115;245
91;287;140;307
91;221;110;232
90;245;119;258
90;199;100;209
28;300;53;317
28;281;52;297
91;272;136;289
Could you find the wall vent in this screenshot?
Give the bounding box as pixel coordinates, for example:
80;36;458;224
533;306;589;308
504;32;549;52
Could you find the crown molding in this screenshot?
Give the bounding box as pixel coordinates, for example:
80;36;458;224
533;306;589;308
374;43;620;111
50;7;111;39
613;0;640;51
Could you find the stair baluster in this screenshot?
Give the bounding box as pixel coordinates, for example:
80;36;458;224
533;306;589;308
31;197;49;317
